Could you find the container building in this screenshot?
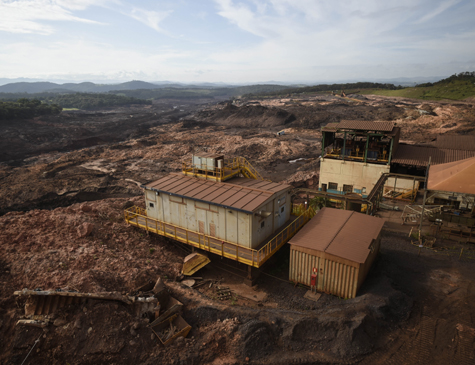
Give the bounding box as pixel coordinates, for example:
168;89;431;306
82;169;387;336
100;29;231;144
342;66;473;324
289;207;385;299
125;154;309;269
143;173;292;249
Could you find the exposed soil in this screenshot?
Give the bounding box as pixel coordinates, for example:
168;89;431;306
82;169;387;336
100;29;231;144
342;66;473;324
1;94;474;364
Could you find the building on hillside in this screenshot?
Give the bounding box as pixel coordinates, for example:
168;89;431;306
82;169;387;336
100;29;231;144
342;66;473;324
289;207;385;299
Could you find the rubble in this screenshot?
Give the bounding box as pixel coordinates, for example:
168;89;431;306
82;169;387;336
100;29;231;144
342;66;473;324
0;96;474;364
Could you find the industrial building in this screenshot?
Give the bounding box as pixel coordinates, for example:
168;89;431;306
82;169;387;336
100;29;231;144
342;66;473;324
424;156;475;230
318;122;475;212
143;173;292;249
427;156;475;209
125;154;309;269
319;121;402;195
289;207;385;299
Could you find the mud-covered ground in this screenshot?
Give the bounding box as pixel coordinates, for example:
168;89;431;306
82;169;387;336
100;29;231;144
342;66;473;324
1;93;475;364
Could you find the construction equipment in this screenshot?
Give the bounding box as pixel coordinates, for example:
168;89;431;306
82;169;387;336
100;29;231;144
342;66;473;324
182;253;210;276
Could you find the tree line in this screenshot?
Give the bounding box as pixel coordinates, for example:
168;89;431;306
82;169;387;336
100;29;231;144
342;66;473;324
241;82;403;98
0;92;151;110
416;71;475;87
51;93;151;109
0;98;62;120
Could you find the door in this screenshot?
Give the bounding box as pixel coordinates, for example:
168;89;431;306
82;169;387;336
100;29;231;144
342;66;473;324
209;223;216;237
278;205;287;227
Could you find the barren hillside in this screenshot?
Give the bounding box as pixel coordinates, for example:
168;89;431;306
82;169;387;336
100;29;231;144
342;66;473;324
1;94;474;364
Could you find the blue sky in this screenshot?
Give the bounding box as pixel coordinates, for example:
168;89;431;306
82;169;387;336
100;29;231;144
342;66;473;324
0;0;474;83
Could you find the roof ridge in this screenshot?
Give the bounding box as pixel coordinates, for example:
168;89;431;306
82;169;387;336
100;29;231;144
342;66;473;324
323;210;354;251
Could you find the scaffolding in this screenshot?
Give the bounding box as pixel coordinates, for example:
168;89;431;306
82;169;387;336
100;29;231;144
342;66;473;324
401;205;443;224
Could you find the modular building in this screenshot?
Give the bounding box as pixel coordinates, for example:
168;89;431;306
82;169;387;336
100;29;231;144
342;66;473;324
289;207;385;299
142;173;292;249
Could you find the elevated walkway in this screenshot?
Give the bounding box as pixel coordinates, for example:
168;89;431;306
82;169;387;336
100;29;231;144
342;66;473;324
124;206;309;268
182;156;265;182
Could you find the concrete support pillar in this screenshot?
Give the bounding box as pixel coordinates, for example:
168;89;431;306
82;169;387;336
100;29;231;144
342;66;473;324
244;266;261;286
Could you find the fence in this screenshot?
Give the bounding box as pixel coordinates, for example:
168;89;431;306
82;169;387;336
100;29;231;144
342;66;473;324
124;206;309;268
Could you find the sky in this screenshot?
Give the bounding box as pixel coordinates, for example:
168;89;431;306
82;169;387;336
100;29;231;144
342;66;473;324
0;0;474;84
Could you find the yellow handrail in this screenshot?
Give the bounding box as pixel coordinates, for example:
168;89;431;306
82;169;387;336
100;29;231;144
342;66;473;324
182;156;266;182
124;206;308;268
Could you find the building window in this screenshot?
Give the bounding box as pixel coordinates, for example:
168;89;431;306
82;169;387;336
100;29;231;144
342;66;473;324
343;184;353;193
261;221;265;228
149;202;154;208
328;182;338;190
362;187;366;193
281;206;285;213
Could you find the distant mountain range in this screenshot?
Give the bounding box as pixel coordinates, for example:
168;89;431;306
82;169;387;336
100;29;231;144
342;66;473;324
0;75;449;94
0;80;179;93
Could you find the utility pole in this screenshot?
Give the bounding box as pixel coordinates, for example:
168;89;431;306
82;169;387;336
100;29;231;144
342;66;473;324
418;157;431;233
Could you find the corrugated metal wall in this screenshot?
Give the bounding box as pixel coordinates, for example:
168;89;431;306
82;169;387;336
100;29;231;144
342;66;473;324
289;248;359;299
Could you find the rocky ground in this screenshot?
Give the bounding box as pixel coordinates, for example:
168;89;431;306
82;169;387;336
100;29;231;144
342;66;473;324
0;93;474;364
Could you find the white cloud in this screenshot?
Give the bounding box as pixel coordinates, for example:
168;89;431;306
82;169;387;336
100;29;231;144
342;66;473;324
0;0;474;83
0;40;194;80
128;7;172;33
0;0;104;35
415;0;462;23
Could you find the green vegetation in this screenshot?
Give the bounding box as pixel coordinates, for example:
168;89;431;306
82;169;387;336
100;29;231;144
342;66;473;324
51;93;151;109
0;92;151;110
0;84;292;104
361;72;475;100
241;82;402;99
0;98;62;120
112;84;292;100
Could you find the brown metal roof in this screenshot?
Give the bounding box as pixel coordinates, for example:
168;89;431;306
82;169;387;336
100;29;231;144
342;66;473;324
193;152;223;158
432;135;475;151
428;156;475;194
143;173;290;213
321;122;340;132
289;207;385;263
337;120;395;132
225;177;291;194
392;144;475;167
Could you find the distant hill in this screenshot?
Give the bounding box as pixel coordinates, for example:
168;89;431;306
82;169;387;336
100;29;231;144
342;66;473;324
0;80;161;93
0;82;63;93
360;72;475;100
0;83;294;101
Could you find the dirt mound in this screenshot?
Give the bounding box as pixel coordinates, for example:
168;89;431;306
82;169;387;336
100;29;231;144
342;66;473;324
198;103;296;127
164;278;412;364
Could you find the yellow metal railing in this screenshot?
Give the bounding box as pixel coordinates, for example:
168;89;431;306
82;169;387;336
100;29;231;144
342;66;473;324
182;156;265;182
383;187;418;202
325;152;389;163
292;203;317;219
124;206;308;268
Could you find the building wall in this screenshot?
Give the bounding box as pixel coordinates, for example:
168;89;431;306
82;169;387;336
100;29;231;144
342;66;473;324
356;234;381;290
385;177;419;191
144;188;291;249
319;158;390;194
250;191;291;247
426;191;475;210
289;247;361;298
